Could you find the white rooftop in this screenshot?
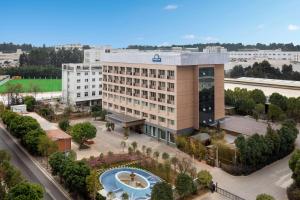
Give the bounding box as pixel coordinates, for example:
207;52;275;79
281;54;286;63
100;51;228;66
226;77;300;87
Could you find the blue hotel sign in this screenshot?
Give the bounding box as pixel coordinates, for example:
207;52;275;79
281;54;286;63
152;54;161;62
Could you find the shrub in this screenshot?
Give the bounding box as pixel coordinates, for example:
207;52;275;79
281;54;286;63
24;96;36;112
197;170;212;188
175;173;196;198
287;182;300;200
151;182;173;200
256;193;275;200
58;118;70;131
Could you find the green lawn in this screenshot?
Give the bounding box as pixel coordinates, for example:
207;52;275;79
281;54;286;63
0;79;62;93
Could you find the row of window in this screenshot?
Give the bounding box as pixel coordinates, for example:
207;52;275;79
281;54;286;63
76;91;102;97
103;66;175;79
77;71;102;76
103;101;175;125
76;78;102;83
76;84;102;90
102;89;175;104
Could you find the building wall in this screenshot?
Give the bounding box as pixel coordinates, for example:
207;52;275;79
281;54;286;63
214;64;225;120
56;138;71;152
62;63;102;106
176;66;196;131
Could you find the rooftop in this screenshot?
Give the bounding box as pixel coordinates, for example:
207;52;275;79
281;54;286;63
46;129;71;140
100;51;228;66
220;115;280;137
225;77;300;88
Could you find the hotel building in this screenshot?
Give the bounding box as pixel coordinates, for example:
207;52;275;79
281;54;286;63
101;51;228;144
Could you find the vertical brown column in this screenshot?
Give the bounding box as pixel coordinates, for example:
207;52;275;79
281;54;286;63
214;64;225;120
193;66;199;129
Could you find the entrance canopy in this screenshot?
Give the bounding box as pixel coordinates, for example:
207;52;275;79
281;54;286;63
106;113;145;128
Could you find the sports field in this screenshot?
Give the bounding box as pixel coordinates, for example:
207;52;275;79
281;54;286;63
0;79;62;93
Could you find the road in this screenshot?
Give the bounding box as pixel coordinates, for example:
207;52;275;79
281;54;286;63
0;126;70;200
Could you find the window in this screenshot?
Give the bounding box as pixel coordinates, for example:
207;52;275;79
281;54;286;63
77;93;80;97
77;79;80;83
85;72;88;75
99;91;102;95
92;91;95;96
159;117;165;123
92;72;95;75
77;73;80;76
77;86;80;89
85;92;88;97
92;78;95;82
92;85;95;88
159;105;166;111
85;85;88;89
85;79;88;82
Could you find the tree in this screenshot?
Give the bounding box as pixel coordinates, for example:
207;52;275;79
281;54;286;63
62;160;91;195
153;151;160;161
121;192;129;200
24;96;36;112
29;83;41;98
22;128;46;155
151;182;173;200
268;104;285;122
38;135;58;168
289;150;300;186
58;118;70;131
131;141;137;152
171;156;179;171
175;173;196;198
120;141;126;152
142;145;146;155
253;103;265;120
7;182;44;200
49;152;67;176
269;92;288;111
256;193;275;200
86;170;100;200
9;115;40;139
230;65;245;78
250;89;266;104
197;170;212;188
71;122;97;148
162;152;170;161
146;147;152;157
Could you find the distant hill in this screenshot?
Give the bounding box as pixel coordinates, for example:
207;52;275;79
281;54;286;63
127;43;300;51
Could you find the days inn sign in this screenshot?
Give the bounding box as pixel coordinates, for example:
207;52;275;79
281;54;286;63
152;54;162;62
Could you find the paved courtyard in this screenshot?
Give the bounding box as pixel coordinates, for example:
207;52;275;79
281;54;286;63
70;117;293;200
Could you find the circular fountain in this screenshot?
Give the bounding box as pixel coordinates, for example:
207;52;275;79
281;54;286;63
100;167;161;200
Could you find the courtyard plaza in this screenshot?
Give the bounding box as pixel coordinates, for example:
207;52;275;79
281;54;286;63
69;117;297;200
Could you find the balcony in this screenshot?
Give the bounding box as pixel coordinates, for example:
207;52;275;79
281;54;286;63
119;71;126;75
167;88;174;92
133;72;140;76
158;74;165;79
167;75;175;80
126;71;132;75
134;82;140;87
134;93;140;97
127;92;132;96
126;82;132;86
149;74;156;78
167;100;175;104
141;73;148;77
158;86;165;90
158;98;165;103
149;85;156;89
141;84;148;88
142;95;148;99
120;90;125;94
150;96;156;101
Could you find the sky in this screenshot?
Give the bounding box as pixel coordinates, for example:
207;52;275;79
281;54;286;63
0;0;300;47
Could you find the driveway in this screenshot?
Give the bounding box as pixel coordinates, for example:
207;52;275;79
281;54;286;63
70;118;294;200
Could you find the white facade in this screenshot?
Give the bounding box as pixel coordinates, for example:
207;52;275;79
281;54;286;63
54;44;83;51
203;46;228;53
100;51;228;66
83;46;111;63
229;49;300;62
0;49;24;67
62;63;102;106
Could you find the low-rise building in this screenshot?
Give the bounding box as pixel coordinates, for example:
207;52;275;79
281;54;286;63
0;49;24;67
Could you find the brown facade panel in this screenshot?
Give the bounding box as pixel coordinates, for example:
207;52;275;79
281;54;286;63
214;64;225;120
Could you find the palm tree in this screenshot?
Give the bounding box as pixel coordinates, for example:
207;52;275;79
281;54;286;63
131;141;137;152
142;145;146;155
146;147;152;157
121;192;129;200
153;151;160;161
171;156;179;171
162;152;170;161
120;141;126;152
